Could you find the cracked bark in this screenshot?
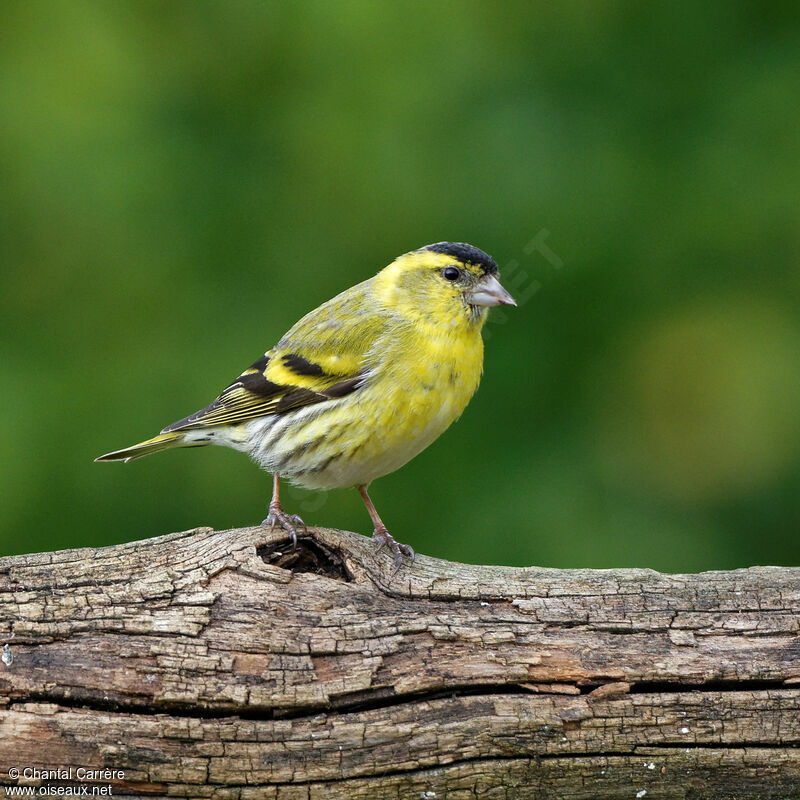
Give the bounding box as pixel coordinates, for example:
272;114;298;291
1;525;799;799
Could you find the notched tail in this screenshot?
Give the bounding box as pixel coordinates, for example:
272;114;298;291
95;431;192;463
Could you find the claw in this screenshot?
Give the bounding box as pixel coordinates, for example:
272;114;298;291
261;504;305;549
372;527;415;573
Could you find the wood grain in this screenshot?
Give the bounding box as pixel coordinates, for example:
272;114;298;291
1;525;799;798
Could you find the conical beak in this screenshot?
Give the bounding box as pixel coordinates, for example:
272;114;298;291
467;274;517;307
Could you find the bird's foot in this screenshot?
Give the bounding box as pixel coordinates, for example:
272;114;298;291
372;526;415;572
262;504;306;549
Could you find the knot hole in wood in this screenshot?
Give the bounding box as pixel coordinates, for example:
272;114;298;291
257;534;352;582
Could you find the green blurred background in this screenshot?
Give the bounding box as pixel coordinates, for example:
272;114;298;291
2;1;799;571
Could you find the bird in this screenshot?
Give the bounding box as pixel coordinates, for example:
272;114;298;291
96;242;516;568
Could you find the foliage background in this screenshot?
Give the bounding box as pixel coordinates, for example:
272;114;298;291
2;1;799;571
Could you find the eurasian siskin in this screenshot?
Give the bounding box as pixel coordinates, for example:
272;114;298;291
97;242;515;566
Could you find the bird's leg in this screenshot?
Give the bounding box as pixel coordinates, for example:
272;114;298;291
262;473;305;548
357;484;414;571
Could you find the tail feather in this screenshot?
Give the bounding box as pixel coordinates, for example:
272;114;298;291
95;431;198;463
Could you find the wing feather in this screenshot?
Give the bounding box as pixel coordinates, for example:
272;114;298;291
162;354;368;432
161;281;386;433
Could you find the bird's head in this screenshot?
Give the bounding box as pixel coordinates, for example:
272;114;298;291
375;242;516;329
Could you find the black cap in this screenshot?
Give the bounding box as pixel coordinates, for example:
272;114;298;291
421;242;498;275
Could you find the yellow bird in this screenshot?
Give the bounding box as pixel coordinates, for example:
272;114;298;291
96;242;515;567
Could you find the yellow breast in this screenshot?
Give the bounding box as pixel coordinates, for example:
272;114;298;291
380;321;484;440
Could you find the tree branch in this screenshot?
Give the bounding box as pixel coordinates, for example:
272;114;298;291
1;526;799;798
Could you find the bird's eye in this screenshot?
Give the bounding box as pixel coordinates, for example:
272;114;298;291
443;266;461;281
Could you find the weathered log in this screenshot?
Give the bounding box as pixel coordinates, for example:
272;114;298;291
1;525;799;799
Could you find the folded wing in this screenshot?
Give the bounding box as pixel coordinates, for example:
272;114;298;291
162;287;388;432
